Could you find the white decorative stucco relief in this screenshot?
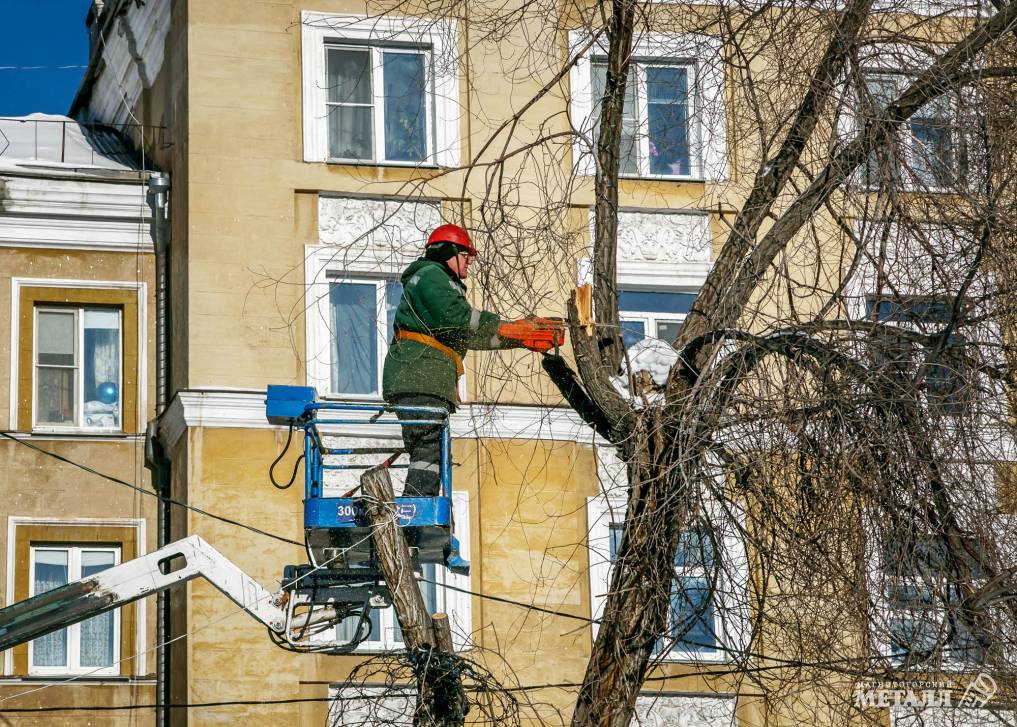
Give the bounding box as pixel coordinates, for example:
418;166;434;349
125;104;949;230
616;211;711;265
634;695;737;727
318;196;441;273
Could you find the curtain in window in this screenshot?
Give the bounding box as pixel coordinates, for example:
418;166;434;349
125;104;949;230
36;310;76;425
32;550;69;666
83;309;120;428
330;282;377;395
327;47;373;160
591;61;639;174
79;551;116;666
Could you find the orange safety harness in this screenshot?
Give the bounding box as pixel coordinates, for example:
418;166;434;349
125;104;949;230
394;329;465;376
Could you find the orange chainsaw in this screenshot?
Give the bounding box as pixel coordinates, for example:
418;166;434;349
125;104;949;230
497;317;566;353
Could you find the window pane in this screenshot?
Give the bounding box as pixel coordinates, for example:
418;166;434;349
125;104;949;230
328;106;373;160
608;524;623;561
385;281;403;341
32;550;69;667
619;290;697;315
620;319;645;349
80;551;116;667
327;48;374;160
37;310;75;366
36;367;75;425
646;66;691;176
675;528;715;569
83;309;121;429
330;282;378;395
656;320;682;347
591;61;638;174
327;48;371;104
383;53;427;162
394;564;437;643
671;577;717;651
911;114;953;187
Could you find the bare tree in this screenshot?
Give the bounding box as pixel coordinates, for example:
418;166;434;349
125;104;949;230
291;1;1017;725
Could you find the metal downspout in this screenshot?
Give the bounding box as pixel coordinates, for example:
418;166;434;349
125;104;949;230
145;172;171;727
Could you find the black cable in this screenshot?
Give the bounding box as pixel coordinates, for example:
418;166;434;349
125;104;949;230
420;577;597;624
0;431;302;547
269;422;305;490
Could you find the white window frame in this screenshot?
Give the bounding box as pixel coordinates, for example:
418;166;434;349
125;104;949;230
860;71;960;192
308;196;471;401
339;491;472;652
867;525;992;670
32;305;123;432
587;494;748;663
569;31;726;181
322;275;402;400
839;43;980;194
322;43;434;165
592;58;698;179
618;293;694;348
302;12;460;167
27;545;121;676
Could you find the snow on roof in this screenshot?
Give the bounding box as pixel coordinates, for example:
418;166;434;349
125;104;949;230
0;113;143;170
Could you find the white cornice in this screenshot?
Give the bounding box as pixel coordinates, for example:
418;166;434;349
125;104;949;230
0;173;153;251
159;389;601;452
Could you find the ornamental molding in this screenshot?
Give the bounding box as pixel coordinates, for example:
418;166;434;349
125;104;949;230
0;174;153;251
159;389;601;452
616;210;710;265
589;209;713;287
317;196;440;272
633;695;737;727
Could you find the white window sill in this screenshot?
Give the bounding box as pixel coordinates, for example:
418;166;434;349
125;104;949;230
322;159;442;170
30;427;127;437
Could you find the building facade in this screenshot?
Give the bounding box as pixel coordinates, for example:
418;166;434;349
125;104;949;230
0;113;159;724
2;0;1008;725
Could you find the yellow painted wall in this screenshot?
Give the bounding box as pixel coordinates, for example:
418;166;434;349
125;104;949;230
0;247;158;722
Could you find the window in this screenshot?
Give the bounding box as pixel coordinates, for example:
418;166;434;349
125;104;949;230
619;289;697;349
302;13;460;167
14;283;140;433
591;60;694;177
29;546;120;675
588;497;745;662
307;196;443;398
570;32;727;180
34;306;122;429
609;523;720;655
329;278;402;396
331;493;471;652
876;532;989;668
860;72;959;190
325;45;431;163
7;520;142;677
867;297;969;415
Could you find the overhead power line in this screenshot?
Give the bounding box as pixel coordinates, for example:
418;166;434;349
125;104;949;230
0;431;302;547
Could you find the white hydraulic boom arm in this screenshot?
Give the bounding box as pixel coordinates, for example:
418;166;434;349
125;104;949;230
0;535;338;653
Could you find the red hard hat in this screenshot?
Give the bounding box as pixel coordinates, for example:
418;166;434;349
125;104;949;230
426;224;478;257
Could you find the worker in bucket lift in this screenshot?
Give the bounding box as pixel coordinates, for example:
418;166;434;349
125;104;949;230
383;224;564;497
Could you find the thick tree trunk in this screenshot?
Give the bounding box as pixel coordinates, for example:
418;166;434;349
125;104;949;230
571;413;690;727
361;466;465;727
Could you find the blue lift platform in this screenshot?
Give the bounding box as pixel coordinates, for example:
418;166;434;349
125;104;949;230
265;385;469;578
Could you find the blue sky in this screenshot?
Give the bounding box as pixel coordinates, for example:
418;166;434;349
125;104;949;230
0;1;94;116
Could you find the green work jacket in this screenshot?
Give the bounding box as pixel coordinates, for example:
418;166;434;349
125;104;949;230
382;258;506;405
